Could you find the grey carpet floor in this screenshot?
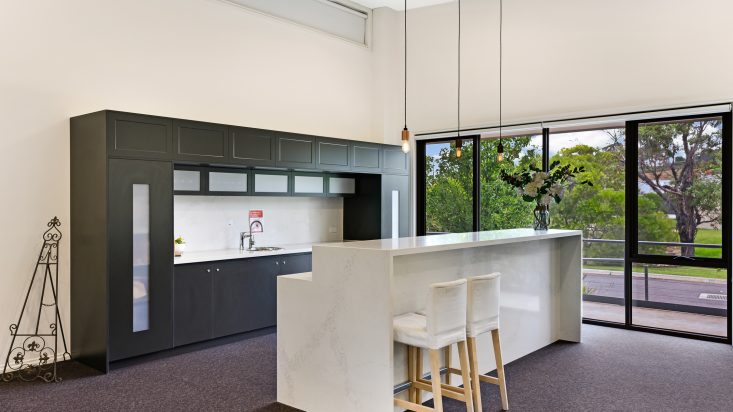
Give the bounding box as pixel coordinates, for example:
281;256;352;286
1;325;732;411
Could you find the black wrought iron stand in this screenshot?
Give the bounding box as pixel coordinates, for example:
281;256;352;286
2;217;70;382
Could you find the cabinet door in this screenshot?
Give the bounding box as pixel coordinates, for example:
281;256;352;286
316;138;351;171
212;258;279;337
277;133;316;169
173;166;205;195
352;143;382;173
328;176;356;196
174;264;213;346
107;112;172;160
292;173;325;196
253;171;291;195
230;126;277;167
381;174;410;238
172;120;229;162
207;168;250;195
381;145;410;175
280;253;312;275
108;159;173;361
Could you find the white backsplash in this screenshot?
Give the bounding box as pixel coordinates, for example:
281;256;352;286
174;196;344;252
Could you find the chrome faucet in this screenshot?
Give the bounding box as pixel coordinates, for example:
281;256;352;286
240;221;261;251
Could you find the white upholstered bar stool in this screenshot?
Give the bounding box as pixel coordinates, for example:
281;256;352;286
393;279;474;412
457;273;509;411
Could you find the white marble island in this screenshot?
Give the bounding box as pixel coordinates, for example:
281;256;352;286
277;229;583;412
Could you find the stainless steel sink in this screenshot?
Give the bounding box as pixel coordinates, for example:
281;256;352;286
247;246;283;252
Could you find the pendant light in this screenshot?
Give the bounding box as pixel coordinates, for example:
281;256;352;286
401;0;410;153
455;0;462;159
497;0;504;162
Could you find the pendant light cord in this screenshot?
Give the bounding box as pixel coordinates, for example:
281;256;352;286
457;0;461;139
498;0;503;140
404;0;407;130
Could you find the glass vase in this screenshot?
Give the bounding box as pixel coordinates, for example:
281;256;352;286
533;204;550;231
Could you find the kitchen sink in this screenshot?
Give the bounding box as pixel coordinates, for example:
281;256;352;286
248;246;283;252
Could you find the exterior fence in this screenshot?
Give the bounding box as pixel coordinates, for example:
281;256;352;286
582;238;726;317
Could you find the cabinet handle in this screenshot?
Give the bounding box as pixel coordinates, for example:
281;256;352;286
206;269;211;273
282;260;286;265
275;261;279;265
215;268;220;272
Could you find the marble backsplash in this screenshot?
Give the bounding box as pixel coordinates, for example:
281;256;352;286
174;195;344;252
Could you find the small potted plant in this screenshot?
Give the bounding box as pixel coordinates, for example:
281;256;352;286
174;236;186;257
499;161;592;230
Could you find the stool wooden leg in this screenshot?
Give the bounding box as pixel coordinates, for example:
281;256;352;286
429;349;443;412
444;345;452;385
416;347;423;404
467;337;482;412
408;345;416;403
491;330;509;410
457;341;474;412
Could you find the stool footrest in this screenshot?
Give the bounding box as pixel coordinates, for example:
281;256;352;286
479;374;500;385
395;398;436;412
414;379;469;402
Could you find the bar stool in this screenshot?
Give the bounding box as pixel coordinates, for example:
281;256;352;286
447;273;508;411
393;279;474;412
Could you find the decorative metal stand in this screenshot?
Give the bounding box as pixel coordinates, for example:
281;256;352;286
2;217;70;382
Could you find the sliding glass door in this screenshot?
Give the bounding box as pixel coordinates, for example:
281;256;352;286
627;114;731;339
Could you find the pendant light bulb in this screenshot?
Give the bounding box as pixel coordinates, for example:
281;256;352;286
455;139;462;158
497;138;504;162
401;127;410;153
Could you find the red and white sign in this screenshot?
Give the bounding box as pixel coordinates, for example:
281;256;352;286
249;210;264;233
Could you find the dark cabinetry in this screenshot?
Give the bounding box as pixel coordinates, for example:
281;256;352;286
317;138;351;171
174;253;312;345
381;174;410;238
230;127;277;166
174;264;213;346
352;143;382;173
382;146;410;175
172;120;228;162
108;159;174;361
277;134;316;169
107;112;172;159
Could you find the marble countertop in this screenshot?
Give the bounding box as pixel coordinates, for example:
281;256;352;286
174;243;315;265
314;228;582;256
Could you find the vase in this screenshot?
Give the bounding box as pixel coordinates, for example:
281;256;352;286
174;243;186;257
533;204;550;231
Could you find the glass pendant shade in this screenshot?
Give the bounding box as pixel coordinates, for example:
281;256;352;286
455;138;462;158
497;138;504;162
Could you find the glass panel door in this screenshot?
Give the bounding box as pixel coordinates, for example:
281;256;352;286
629;113;730;340
550;128;626;324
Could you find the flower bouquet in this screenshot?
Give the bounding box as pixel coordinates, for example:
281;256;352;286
499;161;592;230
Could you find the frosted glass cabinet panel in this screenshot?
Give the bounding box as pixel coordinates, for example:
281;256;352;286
328;177;355;194
173;170;200;192
132;184;150;333
254;172;289;194
209;171;248;193
294;175;325;194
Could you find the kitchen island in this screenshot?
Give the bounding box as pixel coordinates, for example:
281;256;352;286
277;229;583;412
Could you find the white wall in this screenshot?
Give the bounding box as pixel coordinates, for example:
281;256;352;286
390;0;733;137
0;0;377;358
174;196;344;251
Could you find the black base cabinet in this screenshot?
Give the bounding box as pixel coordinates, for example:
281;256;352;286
174;253;312;347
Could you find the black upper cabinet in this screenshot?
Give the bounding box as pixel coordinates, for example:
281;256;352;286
172;120;229;162
382;146;410;175
107;112;172;160
352;142;382;173
230;126;277;167
277;133;316;169
316;138;351;171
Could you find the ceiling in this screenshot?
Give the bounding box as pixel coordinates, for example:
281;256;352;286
349;0;454;11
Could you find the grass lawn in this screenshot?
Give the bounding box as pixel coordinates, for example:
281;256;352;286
585;264;726;279
695;228;722;259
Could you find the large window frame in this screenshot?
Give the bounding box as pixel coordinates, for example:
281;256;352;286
415;105;733;344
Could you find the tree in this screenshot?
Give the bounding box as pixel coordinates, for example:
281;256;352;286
637;120;722;256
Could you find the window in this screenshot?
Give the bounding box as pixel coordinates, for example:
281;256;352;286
424;139;474;234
